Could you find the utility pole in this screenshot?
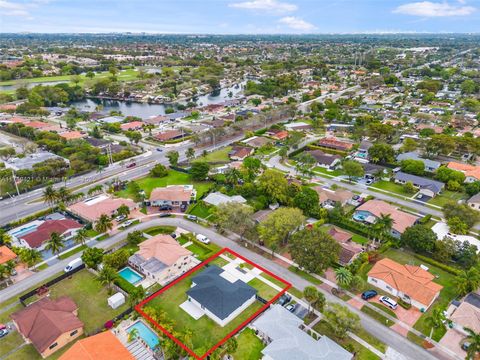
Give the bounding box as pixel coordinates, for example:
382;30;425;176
11;168;20;197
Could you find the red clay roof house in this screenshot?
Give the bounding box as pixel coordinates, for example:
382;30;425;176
229;146;254;161
68;195;137;222
11;296;84;357
0;245;17;264
328;227;363;265
120;121;144;131
144;115;168;125
266;129;289;140
59;131;86;140
318;137;354;151
368;258;443;309
149;185;195;206
20;219;82;249
244;136;271;148
155;130;184;142
59;331;133;360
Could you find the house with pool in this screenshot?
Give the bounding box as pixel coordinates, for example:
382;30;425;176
128;234;198;286
353;199;418;238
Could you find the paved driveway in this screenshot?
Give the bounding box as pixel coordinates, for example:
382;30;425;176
439;329;467;359
371;296;422;337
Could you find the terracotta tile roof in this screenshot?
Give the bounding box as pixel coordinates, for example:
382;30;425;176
137;234;192;266
328;227;352;243
59;331;133;360
59;131;85;140
11;297;83;353
314;187;353;204
20;219;82;248
447;162;477;172
356;200;418;234
229;146;253;160
318;137;354;151
368;258;443;306
149;185;193;202
68;195;136;222
450;302;480;333
339;242;363;265
0;245;17;264
120;121;144;130
155;130;183;141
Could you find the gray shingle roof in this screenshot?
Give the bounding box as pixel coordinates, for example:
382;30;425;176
396;152;441;170
253;304;353;360
394;172;444;194
187;265;257;320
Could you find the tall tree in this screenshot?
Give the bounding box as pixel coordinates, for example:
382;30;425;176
257;169;289;204
45;232;65;256
97;265;117;293
166;150;179;167
425;307;446;339
335;267;353;288
95;214;113;233
323;302;361;339
116;204;131;217
43;185;58;206
73;228;89;247
342;160;364;182
215;202;255;240
303;286;322;314
186;147;195;163
464;327;480;360
258;207;305;247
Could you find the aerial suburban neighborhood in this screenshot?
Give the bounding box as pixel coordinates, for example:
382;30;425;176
0;2;480;360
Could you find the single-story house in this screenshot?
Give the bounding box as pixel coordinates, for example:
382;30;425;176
59;331;133;360
4;152;69;171
284;122;312;131
367;258;443;310
353;200;419;237
120;121;144;131
68;195;137;223
307;150;341;169
59;131;86;141
328;227;363;265
447;162;480;183
0;245;17;265
203;192;247;207
144;115;168;125
396;152;441;172
155;130;185;142
149;185;196;207
252;304;353;360
468;193;480;211
447;293;480;335
313;187;353;208
393;172;444;197
317;137;353;152
229;146;254;161
9;218;82;250
265;129;289;140
243;136;271;148
98;116;124;124
128;234;198;285
252;209;274;223
185;265;257;327
11;297;84;358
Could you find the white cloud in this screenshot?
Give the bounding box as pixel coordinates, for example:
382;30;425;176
0;0;30;16
278;16;316;32
229;0;297;14
393;1;476;17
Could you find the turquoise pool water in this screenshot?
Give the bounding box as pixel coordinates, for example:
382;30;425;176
127;321;160;349
11;224;38;237
353;210;371;222
118;266;143;285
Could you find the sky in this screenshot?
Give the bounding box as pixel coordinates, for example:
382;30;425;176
0;0;479;34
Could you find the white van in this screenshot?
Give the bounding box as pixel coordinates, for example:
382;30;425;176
379;296;398;310
64;258;83;273
196;234;210;244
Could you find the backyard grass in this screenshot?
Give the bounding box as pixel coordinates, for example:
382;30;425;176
186;238;221;261
247;278;281;301
0;330;25;357
196;146;232;163
231;328;265;360
116;170;213;199
288;266;322;285
428;190;467;207
382;248;457;341
187;201;214;219
144;272;264;356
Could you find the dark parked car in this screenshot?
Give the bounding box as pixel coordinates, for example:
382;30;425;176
0;329;9;338
278;294;292;306
361;290;378;300
180;203;187;211
126;162;136;168
159;213;171;218
160;205;173;211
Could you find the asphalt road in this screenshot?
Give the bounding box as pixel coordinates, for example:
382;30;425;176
0;218;441;360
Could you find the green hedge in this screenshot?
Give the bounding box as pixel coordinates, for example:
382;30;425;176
398;299;412;310
413;254;462;276
418;214;432;225
306;144;349;156
5;208;54;229
114;276;136;294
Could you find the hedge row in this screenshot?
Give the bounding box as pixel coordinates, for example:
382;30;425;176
413;254;462;276
114;276;136;294
306;144;349;156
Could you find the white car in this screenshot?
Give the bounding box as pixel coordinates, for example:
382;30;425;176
196;234;210;244
120;220;134;228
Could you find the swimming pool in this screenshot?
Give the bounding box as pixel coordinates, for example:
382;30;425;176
353;210;371;222
10;224;38;237
118;266;143;285
127;321;160;349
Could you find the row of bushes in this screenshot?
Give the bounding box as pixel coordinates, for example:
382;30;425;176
418;214;432;225
306;144;349;156
413;253;462;276
4;207;55;231
398;299;412;310
114;276;137;294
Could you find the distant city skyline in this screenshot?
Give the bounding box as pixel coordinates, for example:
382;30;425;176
0;0;479;34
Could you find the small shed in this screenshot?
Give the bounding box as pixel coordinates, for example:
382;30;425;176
108;292;125;309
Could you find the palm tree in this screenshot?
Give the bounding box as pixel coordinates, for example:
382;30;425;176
128;328;139;342
464;327;480;360
45;232;65;256
454;268;480;297
97;265;117;293
335;267;353;289
95;214;113;233
303;286;320;315
116;204;130;218
57;187;72;204
225;168;241;186
4;260;15;275
374;213;394;242
425;308;446;339
73;228;89;247
19;248;42;268
128;286;146;307
186;147;195;163
225;337;238;355
43;185;58;206
0;265;9;279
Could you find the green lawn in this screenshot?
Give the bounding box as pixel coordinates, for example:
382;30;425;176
428;190;467;207
187;202;214;219
382;249;457;341
231;328;265;360
247;278;281;301
116;170;213;200
144;225;176;236
312;166;343;177
371;181;408;195
58;245;87;260
288;266;322;285
361;305;395;327
185;237;221;261
210;257;229;267
196;146;232;163
288;287;304;299
259;273;288;290
144;271;264;357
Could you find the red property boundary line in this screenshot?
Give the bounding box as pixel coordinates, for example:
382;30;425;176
135;247;292;360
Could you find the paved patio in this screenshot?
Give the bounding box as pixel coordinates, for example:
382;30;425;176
180;300;205;320
221;258;261;283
